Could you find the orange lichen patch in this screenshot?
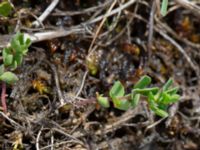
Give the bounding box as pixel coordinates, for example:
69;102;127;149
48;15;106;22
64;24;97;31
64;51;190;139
135;68;144;77
32;79;49;94
175;16;195;38
189;34;200;43
181;16;193;33
47;39;61;53
121;43;140;56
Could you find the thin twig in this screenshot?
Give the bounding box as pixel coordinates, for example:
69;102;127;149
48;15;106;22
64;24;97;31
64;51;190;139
156;18;200;50
28;28;84;44
52;128;84;145
145;117;166;131
32;0;60;27
36;126;43;150
40;140;81;150
166;103;178;127
98;5;122;40
156;26;198;72
0;28;84;48
73;71;88;101
95;108;138;135
0;0;137;48
105;2;139;46
50;130;54;150
87;0;137;25
175;0;200;18
52;0;112;16
47;61;65;106
1;82;7;113
87;0;117;55
0;111;23;128
129;13;198;73
147;0;156;60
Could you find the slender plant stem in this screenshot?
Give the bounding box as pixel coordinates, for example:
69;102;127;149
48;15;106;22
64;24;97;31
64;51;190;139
1;82;7;113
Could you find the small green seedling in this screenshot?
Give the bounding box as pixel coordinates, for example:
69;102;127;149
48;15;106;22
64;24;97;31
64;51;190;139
97;75;180;118
0;32;31;84
0;32;31;112
3;32;31;70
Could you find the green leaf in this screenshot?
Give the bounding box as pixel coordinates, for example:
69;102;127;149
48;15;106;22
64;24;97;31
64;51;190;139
161;93;180;104
20;45;29;55
148;92;168;117
133;87;159;96
18;32;24;45
25;38;31;47
4;54;13;66
97;94;110;108
25;38;31;49
134;75;151;89
158;103;168;110
154;107;168;118
166;87;179;95
0;1;12;17
170;94;180;102
11;60;18;70
11;33;22;52
148;92;157;107
109;81;125;98
14;53;23;66
10;32;29;53
161;92;171;103
131;93;140;108
0;71;18;84
3;46;12;53
14;32;31;54
161;0;168;16
112;97;130;111
0;65;4;75
163;78;173;91
3;48;13;66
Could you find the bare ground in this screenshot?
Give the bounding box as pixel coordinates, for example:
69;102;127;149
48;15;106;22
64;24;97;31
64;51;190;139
0;0;200;149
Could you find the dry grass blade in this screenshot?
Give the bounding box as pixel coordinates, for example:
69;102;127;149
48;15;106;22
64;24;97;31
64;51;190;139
156;26;198;73
87;0;117;55
32;0;60;27
175;0;200;18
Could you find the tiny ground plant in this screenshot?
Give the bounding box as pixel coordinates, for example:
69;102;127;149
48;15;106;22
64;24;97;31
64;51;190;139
161;0;168;16
0;1;12;17
0;32;31;112
97;75;180;118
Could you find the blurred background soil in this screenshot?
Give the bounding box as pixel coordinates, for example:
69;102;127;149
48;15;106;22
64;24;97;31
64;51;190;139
0;0;200;149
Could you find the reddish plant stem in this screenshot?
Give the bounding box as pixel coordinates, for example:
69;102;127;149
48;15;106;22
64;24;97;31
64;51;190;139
1;82;7;113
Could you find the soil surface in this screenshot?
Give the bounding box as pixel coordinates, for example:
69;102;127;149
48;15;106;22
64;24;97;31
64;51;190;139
0;0;200;150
